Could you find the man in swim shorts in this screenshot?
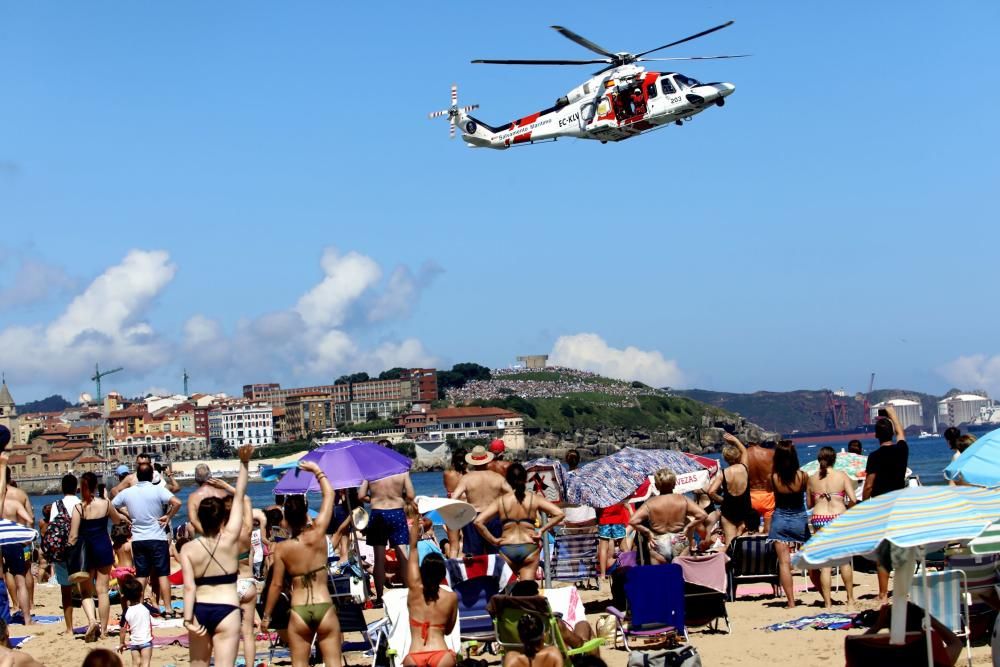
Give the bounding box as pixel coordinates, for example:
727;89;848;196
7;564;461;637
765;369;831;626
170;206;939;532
360;471;416;606
745;439;776;534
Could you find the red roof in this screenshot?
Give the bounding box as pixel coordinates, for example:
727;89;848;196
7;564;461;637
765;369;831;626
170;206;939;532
76;456;108;464
430;406;520;419
64;441;95;449
68;426;96;435
8;455;26;465
47;451;81;462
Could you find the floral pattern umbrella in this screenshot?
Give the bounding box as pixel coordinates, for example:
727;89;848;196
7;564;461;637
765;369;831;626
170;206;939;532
800;452;868;479
563;447;711;508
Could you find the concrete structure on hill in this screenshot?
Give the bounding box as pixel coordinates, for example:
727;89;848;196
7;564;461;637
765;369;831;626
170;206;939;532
938;393;993;427
517;355;549;370
870;398;923;430
0;379;19;445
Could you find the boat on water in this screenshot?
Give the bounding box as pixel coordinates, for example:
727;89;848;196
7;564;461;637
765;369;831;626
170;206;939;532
783;425;876;445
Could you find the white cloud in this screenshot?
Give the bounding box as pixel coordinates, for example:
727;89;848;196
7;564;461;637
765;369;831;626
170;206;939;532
0;250;175;384
368;261;444;323
938;354;1000;395
0;256;76;309
549;333;687;388
295;248;381;329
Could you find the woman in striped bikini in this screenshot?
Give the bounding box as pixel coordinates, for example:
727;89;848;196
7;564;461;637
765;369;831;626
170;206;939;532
806;447;857;608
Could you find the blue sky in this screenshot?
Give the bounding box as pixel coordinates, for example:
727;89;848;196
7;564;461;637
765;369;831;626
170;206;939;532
1;2;999;402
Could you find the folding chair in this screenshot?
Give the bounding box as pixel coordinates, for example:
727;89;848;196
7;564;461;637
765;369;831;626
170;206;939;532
452;575;500;654
487;594;604;666
945;550;1000;641
676;552;731;634
606;563;686;648
726;535;779;601
911;567;972;667
549;526;599;588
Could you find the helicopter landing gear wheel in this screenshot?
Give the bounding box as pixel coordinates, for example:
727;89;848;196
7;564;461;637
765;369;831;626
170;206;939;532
675;119;683;126
600;140;607;144
716;98;725;107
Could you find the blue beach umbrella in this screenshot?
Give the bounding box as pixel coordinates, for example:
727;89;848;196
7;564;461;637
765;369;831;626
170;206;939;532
944;427;1000;486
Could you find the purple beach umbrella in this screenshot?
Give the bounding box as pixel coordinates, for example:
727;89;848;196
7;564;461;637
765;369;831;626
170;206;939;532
273;439;412;493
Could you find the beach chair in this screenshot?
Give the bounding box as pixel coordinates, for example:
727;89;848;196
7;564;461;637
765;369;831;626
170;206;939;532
606;563;686;648
339;599;393;667
726;535;779;601
945;550;1000;640
911;568;972;667
486;594;604;666
676;552;730;634
452;575;500;653
549;526;599;588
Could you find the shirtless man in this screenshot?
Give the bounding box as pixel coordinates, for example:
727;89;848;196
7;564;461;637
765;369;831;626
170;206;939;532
3;478;34;617
449;445;512;556
629;469;706;564
359;471;416;605
0;460;30;624
0;619;44;667
186;463;232;535
110;453;180;498
742;438;776;534
442;450;467;558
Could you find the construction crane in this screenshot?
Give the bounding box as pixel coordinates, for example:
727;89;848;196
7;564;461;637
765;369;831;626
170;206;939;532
863;372;876;424
91;363;123;405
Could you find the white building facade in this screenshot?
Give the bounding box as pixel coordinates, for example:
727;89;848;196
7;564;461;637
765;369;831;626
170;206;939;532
209;401;274;447
107;431;208;462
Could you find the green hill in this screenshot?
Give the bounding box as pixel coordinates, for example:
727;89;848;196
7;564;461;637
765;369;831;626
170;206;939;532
447;368;728;433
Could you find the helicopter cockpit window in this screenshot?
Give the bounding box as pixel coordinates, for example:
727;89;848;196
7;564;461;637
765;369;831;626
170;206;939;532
660;78;676;95
646;83;658;98
674;74;702;89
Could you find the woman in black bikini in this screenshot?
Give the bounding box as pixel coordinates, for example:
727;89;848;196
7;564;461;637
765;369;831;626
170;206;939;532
473;463;564;582
707;433;752;547
180;444;252;667
262;460;354;667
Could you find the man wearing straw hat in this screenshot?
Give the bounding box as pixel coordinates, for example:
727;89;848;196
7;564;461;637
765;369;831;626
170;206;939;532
450;445;511;556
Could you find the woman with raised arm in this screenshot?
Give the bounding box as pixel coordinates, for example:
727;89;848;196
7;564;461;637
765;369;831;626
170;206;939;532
262;460;354;667
403;515;458;667
68;471;128;640
706;433;752;547
180;444;253;667
806;447;857;607
473;463;565;582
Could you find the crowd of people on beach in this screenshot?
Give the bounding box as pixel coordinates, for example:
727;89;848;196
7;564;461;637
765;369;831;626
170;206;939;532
0;403;990;667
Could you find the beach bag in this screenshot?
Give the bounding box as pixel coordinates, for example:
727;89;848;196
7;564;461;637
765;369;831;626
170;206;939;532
41;500;71;562
627;646;702;667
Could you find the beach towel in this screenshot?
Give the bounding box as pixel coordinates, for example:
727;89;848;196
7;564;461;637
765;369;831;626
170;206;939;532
763;613;857;631
444;554;515;588
13;614;61;625
9;636;32;648
675;552;729;595
541;586;586;629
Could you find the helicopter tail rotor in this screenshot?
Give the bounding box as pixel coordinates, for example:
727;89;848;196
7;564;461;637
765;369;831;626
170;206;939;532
428;84;480;139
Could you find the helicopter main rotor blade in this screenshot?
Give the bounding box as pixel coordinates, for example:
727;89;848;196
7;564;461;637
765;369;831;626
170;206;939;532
472;58;609;66
549;26;616;58
639;54;750;62
636;20;735;58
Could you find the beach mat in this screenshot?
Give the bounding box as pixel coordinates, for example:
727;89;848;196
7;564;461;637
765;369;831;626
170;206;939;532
10;636;32;648
764;612;857;631
11;614;61;625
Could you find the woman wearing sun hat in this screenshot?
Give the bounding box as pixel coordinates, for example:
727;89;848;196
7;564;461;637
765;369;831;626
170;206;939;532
449;446;511;556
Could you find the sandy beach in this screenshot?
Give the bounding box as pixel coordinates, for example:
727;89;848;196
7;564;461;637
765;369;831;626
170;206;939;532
11;569;994;666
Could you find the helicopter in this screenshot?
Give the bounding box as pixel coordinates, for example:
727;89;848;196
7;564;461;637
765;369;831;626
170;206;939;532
429;21;746;149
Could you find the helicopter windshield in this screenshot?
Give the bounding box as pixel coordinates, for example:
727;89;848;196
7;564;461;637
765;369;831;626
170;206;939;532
674;74;702;89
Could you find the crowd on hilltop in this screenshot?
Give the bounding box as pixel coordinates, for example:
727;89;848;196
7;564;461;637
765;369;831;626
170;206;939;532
446;366;670;403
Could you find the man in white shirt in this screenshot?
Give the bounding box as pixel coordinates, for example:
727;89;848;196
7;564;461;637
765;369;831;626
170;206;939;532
112;463;181;614
48;473;81;635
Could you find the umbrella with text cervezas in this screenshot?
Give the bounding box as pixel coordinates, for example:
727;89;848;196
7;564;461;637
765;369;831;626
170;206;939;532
273;439;412;493
792;485;1000;666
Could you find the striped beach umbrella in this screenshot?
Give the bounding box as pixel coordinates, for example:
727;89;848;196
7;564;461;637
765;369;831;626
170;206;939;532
563;447;711;509
0;519;36;545
793;485;1000;569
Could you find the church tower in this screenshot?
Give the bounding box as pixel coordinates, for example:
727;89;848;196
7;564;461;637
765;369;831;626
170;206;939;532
0;375;17;445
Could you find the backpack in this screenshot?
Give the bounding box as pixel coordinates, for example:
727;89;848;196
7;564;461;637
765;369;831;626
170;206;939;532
41;500;72;562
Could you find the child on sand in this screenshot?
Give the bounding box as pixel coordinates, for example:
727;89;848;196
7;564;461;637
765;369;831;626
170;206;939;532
119;578;152;667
